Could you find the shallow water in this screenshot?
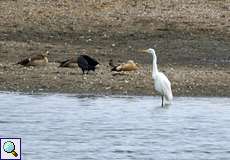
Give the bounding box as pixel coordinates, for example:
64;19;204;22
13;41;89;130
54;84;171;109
0;92;230;160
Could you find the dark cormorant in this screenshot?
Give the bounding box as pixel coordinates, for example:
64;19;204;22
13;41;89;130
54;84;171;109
77;55;99;74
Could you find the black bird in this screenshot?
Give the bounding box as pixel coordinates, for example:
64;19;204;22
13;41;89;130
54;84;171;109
77;55;99;74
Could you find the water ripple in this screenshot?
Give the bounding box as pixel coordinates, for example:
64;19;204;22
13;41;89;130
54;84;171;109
0;92;230;160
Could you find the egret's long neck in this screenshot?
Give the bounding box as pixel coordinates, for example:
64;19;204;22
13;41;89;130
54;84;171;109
151;52;158;79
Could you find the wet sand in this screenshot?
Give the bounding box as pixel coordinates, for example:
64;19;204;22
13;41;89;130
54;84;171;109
0;60;229;96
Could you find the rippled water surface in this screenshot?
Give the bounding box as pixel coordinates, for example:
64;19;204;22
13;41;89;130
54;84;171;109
0;92;230;160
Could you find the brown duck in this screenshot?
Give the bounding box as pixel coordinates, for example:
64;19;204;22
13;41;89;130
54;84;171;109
58;57;78;67
110;60;139;72
17;51;49;66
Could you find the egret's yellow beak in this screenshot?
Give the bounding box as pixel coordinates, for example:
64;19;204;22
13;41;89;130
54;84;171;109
139;49;148;53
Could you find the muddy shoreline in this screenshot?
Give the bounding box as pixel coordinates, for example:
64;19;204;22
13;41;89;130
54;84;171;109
0;61;229;97
0;30;229;97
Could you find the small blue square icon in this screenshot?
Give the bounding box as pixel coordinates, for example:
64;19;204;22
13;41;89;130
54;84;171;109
0;138;21;160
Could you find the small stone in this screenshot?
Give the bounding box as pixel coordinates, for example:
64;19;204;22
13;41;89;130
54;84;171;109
86;39;92;42
103;34;108;38
105;86;111;90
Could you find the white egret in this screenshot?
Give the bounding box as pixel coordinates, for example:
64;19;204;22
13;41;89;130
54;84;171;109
141;48;173;107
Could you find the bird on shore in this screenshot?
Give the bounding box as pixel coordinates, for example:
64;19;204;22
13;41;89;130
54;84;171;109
110;59;139;72
58;57;78;67
77;55;99;74
17;51;49;66
141;48;173;107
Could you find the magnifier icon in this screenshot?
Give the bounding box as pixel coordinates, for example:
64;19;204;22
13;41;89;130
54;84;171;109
3;141;18;157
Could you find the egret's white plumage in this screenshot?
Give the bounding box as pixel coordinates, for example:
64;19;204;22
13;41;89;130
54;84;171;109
142;48;173;106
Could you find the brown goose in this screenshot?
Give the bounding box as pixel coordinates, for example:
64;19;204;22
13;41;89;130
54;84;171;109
59;57;78;67
17;51;49;66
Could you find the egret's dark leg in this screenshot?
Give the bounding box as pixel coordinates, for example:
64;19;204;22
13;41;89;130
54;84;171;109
161;96;164;107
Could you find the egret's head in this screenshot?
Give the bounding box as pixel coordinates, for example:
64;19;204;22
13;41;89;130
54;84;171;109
143;48;155;54
141;48;155;55
140;48;157;62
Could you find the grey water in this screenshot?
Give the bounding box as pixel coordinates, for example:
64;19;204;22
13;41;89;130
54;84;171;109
0;92;230;160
